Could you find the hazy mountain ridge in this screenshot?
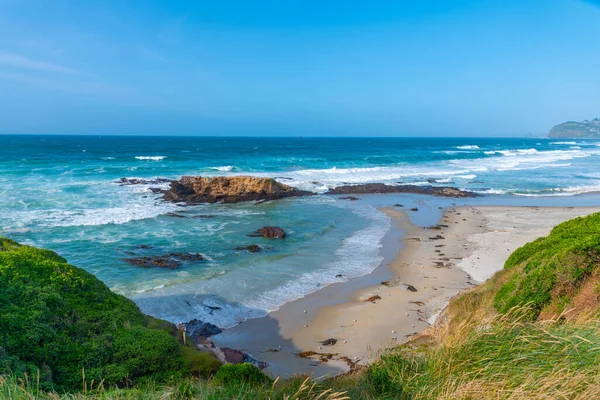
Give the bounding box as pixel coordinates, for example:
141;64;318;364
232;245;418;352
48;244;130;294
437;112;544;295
548;118;600;138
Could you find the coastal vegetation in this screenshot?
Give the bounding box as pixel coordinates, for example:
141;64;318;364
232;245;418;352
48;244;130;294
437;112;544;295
0;237;221;392
2;212;600;398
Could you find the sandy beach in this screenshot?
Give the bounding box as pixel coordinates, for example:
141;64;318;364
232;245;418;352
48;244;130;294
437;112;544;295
212;205;600;378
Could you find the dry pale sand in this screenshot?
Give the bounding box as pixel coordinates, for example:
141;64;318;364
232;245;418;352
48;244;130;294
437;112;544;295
212;205;600;378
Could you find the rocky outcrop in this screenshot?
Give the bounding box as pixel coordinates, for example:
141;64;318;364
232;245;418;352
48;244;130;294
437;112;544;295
161;176;313;204
186;319;222;342
248;226;286;239
123;252;204;269
326;183;479;198
186;319;268;369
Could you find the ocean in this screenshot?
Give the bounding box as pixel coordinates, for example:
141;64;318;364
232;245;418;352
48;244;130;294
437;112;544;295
1;135;600;327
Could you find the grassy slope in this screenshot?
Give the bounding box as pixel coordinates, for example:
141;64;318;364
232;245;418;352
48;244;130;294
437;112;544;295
0;237;221;392
2;212;600;399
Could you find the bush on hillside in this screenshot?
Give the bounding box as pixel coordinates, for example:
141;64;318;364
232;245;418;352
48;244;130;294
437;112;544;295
0;237;189;390
494;212;600;319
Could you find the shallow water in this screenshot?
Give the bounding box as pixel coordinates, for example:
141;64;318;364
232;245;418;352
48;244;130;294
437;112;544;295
1;135;599;326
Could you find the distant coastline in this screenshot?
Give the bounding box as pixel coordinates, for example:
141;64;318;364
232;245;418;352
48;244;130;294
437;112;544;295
548;118;600;138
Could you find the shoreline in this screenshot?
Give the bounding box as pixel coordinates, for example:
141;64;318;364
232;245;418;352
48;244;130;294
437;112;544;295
211;204;600;378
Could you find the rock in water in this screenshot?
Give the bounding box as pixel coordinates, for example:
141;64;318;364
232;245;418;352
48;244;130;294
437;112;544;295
118;177;173;185
325;183;479;198
248;226;286;239
235;244;263;252
123;252;204;269
161;176;313;204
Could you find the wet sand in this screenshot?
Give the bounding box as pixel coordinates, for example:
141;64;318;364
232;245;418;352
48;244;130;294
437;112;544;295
212;205;600;378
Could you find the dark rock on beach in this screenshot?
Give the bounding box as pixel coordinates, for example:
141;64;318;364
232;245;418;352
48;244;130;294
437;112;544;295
366;295;382;303
325;183;479;198
248;226;286;239
405;284;418;292
221;348;246;364
186;319;223;341
124;252;204;269
320;338;338;346
161;176;313;204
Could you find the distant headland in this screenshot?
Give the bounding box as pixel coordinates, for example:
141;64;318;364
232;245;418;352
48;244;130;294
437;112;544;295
548;118;600;138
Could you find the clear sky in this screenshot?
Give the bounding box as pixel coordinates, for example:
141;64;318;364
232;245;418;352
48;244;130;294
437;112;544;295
0;0;598;136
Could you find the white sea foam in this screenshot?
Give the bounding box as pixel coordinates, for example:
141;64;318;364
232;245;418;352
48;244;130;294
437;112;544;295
224;145;600;192
455;174;477;180
476;182;600;197
210;165;235;172
256;166;480;192
456;145;480;150
550;141;577;145
19;203;178;228
135;156;166;161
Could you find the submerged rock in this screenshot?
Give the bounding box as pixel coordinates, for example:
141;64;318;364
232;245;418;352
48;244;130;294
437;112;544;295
124;252;204;269
161;176;313;204
325;183;479;198
118;177;173;186
248;226;286;239
339;196;360;201
235;244;262;253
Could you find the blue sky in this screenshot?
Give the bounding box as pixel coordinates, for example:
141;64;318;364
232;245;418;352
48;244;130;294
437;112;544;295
0;0;598;136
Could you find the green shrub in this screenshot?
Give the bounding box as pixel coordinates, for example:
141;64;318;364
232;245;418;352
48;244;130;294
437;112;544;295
213;363;271;386
0;237;188;390
181;346;222;378
494;213;600;319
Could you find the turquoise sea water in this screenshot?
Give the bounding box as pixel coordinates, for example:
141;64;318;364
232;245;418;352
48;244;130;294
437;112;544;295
1;135;600;326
